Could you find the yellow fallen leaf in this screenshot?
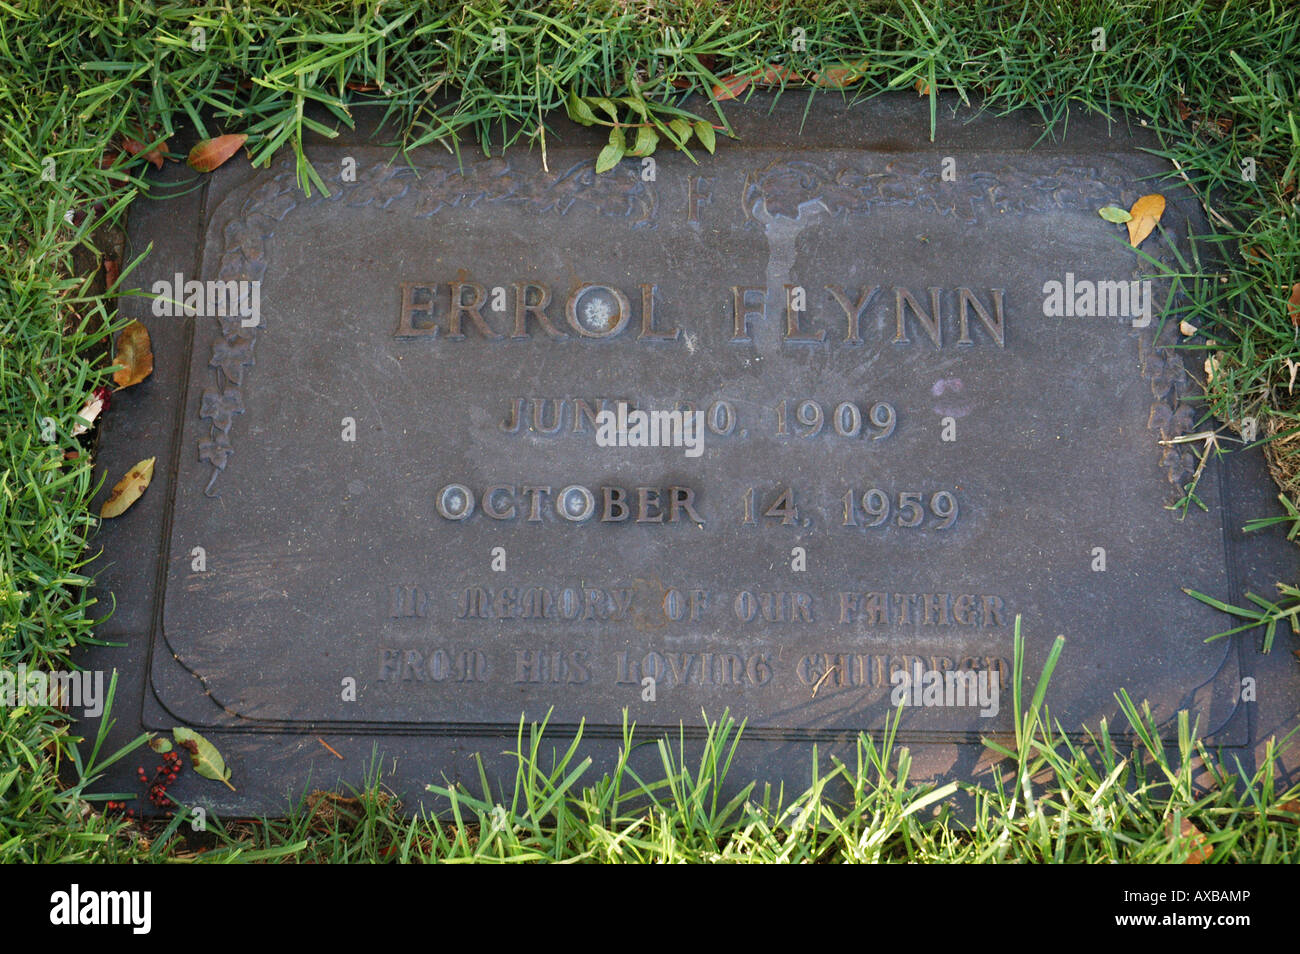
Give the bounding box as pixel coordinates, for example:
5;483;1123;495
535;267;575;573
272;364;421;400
112;319;153;389
100;457;155;518
1179;320;1197;337
1126;193;1166;247
173;726;236;791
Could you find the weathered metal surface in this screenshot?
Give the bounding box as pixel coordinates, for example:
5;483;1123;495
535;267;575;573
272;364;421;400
80;96;1296;813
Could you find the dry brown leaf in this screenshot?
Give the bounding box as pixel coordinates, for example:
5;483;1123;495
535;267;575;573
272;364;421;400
100;457;155;519
1288;283;1300;326
1126;193;1166;247
112;320;153;389
187;133;248;173
1179;320;1198;337
304;789;396;830
103;256;120;291
122;136;168;169
711;74;751;101
751;64;799;86
307;790;361;824
1167;817;1212;864
97;151;130;184
811;58;869;88
1204;354;1220;384
914;77;931;96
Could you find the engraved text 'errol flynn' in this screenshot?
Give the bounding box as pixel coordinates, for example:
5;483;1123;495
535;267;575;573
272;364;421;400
394;281;1007;348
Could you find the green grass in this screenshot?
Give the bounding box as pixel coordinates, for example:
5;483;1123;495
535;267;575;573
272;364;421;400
1;0;1298;862
52;624;1299;864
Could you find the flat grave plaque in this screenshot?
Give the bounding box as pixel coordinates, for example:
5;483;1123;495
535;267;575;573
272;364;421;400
86;98;1295;810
